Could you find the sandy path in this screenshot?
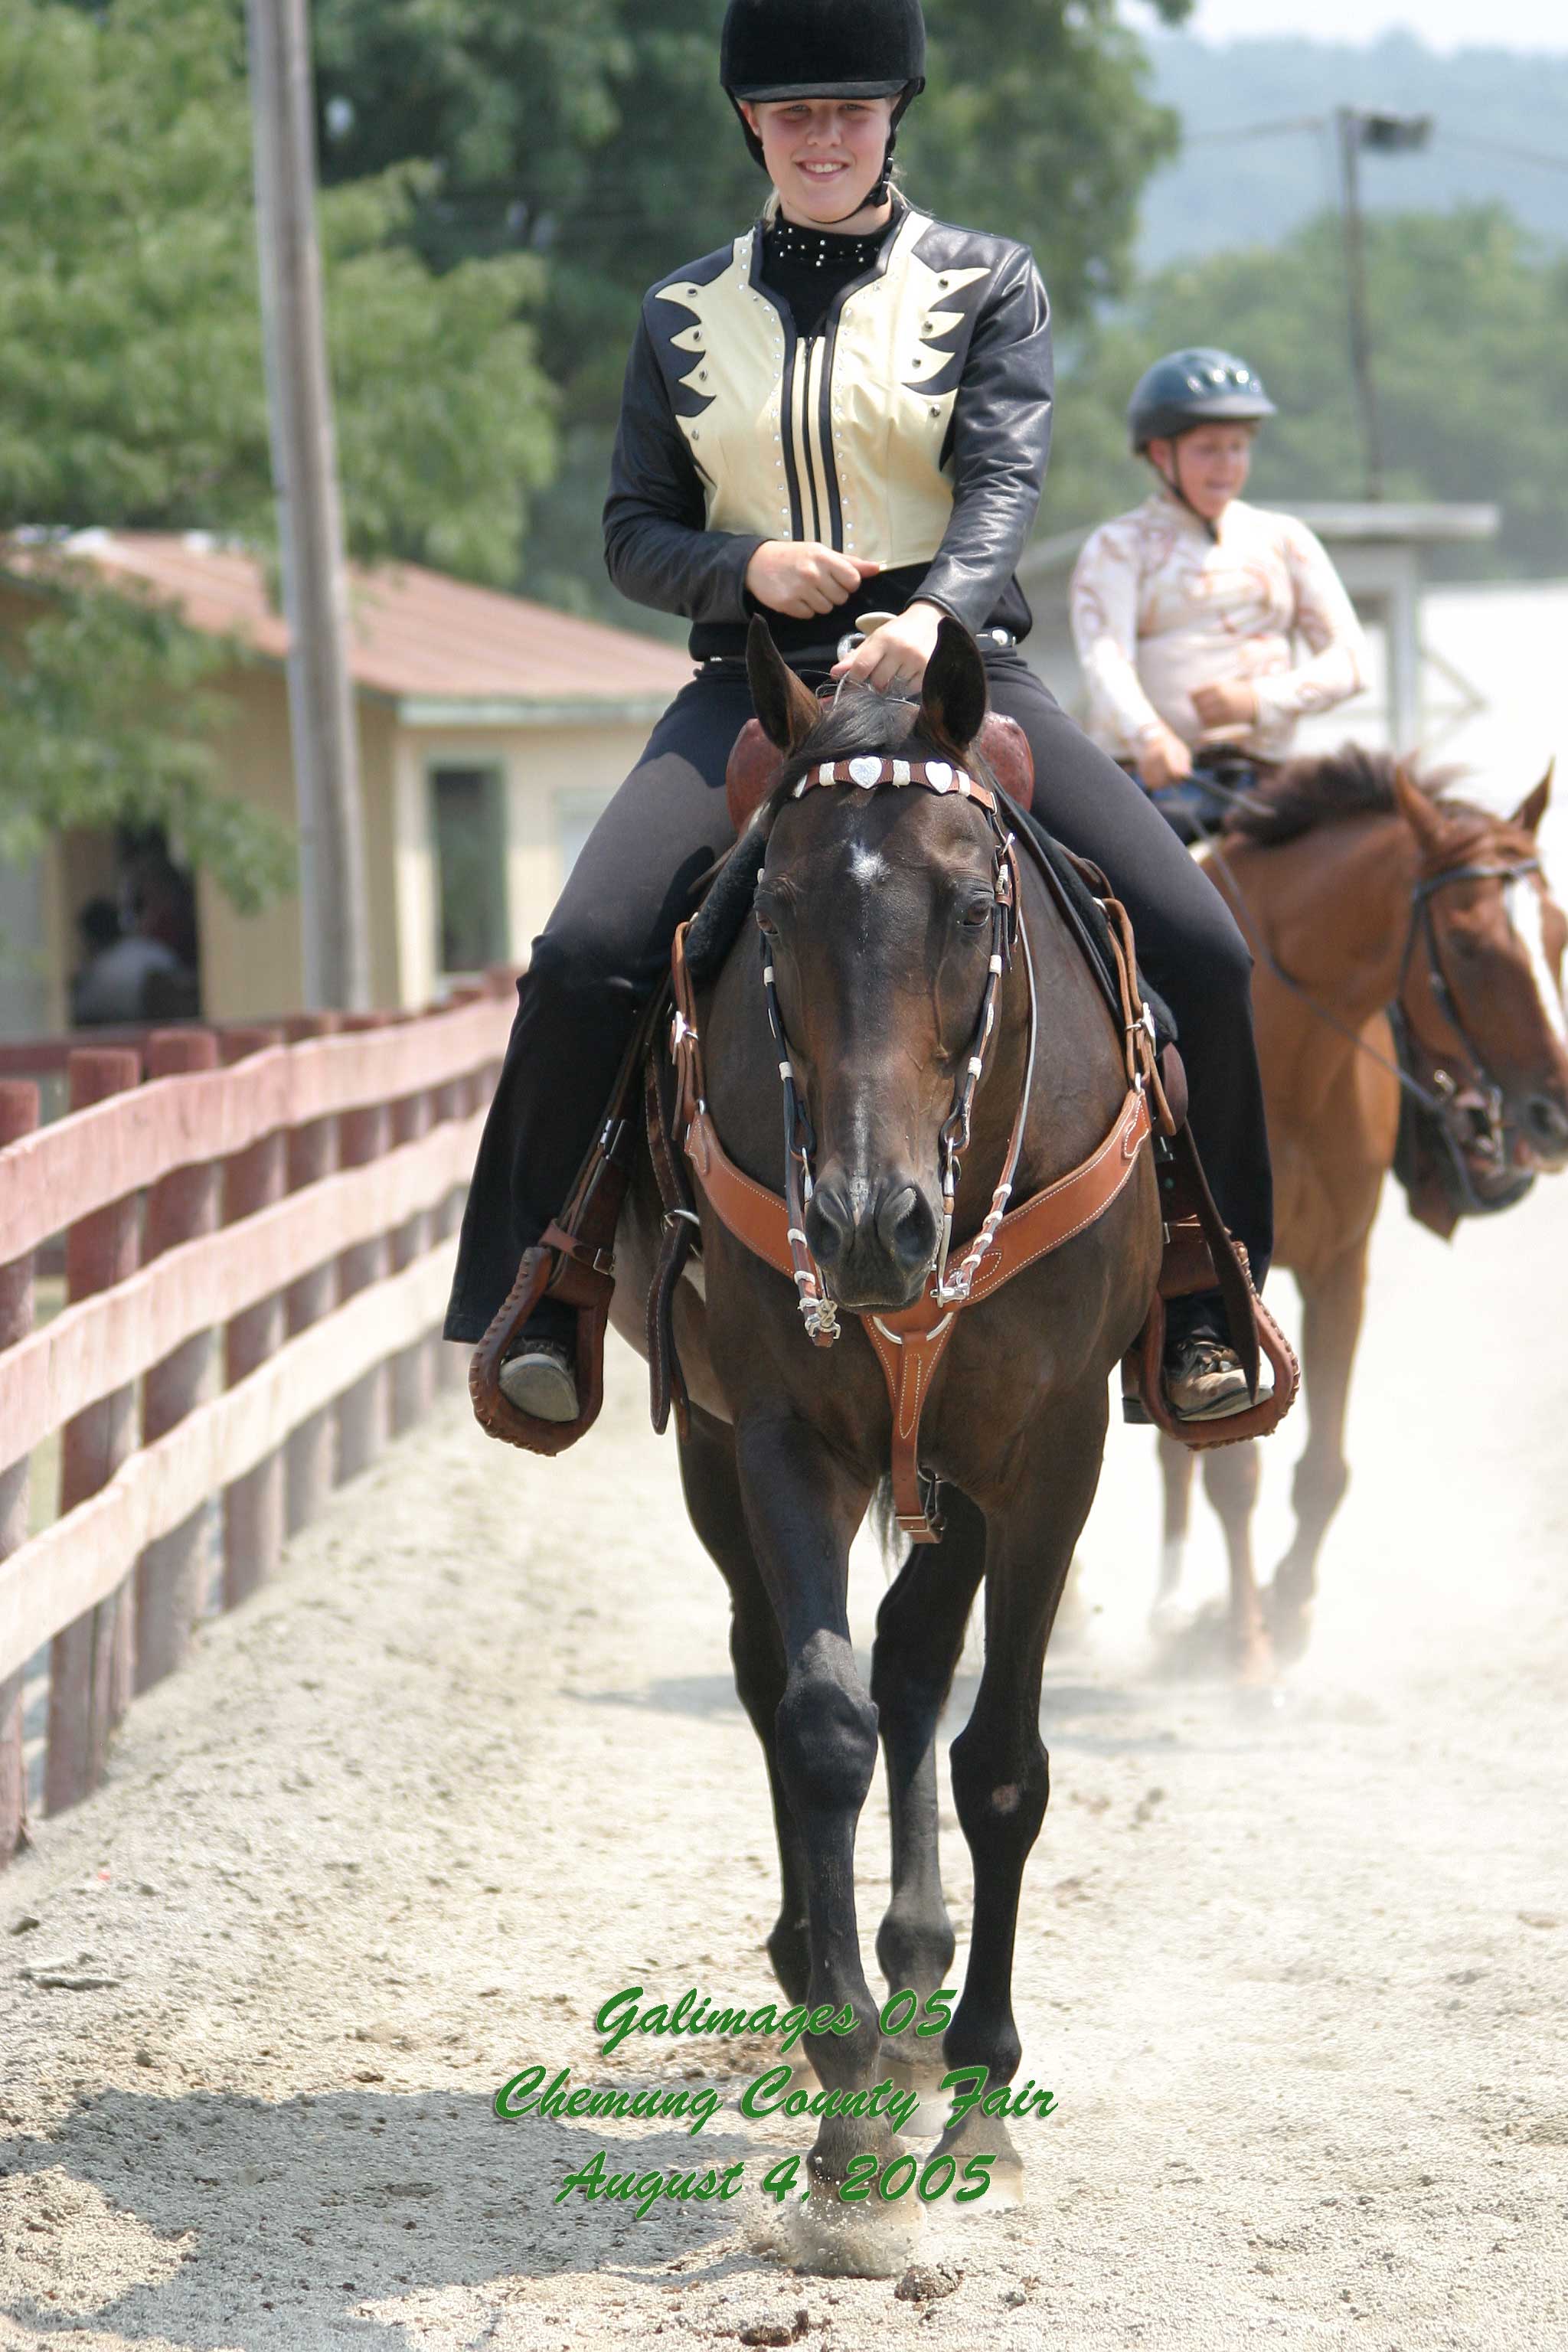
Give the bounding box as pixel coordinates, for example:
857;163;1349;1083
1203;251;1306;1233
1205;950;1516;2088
2;1174;1566;2352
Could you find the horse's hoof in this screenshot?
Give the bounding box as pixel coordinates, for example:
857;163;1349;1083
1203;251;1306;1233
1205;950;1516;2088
1233;1628;1276;1687
756;2154;923;2278
930;2112;1026;2208
1263;1581;1313;1662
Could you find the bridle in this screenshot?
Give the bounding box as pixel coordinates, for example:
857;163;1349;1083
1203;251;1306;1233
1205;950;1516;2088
1387;854;1541;1214
757;750;1035;1345
1197;783;1544;1215
667;741;1171;1540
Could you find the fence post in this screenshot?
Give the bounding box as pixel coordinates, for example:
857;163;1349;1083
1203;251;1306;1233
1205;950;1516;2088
0;1083;39;1862
136;1030;221;1690
335;1013;392;1480
283;1012;341;1533
46;1047;142;1815
390;1055;438;1434
220;1027;287;1607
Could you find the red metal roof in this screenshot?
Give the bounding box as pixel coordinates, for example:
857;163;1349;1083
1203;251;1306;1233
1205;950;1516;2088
4;531;693;706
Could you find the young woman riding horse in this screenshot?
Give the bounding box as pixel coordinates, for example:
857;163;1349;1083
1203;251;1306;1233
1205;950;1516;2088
445;0;1275;1426
1070;348;1368;840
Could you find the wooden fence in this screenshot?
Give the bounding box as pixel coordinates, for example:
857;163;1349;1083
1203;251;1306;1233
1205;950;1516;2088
0;987;514;1867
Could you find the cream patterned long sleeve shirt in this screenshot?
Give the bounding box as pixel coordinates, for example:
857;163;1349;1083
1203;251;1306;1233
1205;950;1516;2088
1069;492;1367;763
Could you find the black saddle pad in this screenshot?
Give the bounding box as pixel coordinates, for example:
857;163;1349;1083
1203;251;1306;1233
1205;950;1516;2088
1008;800;1178;1054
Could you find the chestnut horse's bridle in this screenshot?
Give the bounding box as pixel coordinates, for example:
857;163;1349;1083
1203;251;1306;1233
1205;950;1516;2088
1202;809;1544;1217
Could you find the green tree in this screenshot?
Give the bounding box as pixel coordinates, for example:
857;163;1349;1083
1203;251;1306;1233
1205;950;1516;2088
1044;204;1568;580
312;0;1194;616
0;0;557;906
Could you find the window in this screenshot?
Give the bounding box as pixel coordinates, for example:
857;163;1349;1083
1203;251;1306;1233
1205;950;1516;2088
431;766;507;975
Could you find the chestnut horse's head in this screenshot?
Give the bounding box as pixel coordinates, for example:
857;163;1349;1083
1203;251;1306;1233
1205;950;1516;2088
745;616;1018;1314
1392;763;1568;1179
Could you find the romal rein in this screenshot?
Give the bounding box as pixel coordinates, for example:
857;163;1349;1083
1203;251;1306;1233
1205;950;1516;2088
668;754;1161;1544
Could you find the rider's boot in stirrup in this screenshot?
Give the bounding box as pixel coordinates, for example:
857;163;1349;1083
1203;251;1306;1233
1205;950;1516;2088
498;1307;580;1424
1163;1289;1276;1423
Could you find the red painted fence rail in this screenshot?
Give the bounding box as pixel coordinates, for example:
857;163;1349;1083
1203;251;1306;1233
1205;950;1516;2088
0;982;514;1865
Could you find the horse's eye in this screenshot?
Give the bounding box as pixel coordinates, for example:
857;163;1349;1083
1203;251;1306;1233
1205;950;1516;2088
755;896;781;938
956;897;995;931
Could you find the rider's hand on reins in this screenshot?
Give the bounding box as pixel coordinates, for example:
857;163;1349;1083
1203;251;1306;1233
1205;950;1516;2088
830;599;945;691
1138;720;1194;793
1191;678;1259;730
744;540;880;619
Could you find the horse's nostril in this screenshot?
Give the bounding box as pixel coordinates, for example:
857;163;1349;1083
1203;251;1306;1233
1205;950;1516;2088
1525;1095;1568;1152
876;1181;937;1274
805;1187;852;1266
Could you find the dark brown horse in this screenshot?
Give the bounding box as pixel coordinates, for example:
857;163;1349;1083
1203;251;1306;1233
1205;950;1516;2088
605;621;1161;2259
1155;750;1567;1677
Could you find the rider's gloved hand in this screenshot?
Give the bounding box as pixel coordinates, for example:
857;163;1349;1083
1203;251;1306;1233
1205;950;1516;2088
1138;720;1194;794
745;541;880;619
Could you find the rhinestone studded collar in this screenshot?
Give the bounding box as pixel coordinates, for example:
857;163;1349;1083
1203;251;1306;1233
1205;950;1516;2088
764;216;888;273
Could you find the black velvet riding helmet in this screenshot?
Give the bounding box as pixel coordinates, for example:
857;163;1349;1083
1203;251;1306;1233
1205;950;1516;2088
720;0;926;207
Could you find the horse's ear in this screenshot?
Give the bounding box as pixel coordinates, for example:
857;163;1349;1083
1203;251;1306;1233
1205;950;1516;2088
1510;758;1553;835
1391;763;1451;855
746;614;820;753
919;616;988;756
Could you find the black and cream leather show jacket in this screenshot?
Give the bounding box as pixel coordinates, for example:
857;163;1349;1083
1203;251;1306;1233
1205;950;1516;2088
603;195;1054;662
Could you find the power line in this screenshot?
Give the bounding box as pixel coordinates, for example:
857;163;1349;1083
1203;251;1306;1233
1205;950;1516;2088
1179;115;1325;146
1438;129;1568;178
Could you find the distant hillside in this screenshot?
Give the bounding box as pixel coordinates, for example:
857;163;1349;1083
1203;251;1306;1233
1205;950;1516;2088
1140;31;1568;268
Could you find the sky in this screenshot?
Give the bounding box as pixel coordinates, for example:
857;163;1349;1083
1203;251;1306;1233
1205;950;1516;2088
1147;0;1568;50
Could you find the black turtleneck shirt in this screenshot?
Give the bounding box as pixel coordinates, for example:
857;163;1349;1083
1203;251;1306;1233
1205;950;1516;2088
758;211;893;340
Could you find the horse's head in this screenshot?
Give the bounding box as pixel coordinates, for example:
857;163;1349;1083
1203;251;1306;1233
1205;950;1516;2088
1393;763;1568;1177
746;615;1012;1314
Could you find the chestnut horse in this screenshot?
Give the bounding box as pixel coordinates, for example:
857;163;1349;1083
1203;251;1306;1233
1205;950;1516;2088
604;620;1161;2254
1155;750;1568;1677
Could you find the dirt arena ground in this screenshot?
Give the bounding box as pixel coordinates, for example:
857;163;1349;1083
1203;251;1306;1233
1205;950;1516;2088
2;1171;1565;2352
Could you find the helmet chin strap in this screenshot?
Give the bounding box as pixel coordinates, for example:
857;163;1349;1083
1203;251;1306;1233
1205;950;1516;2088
1151;445;1220;544
820;139;895;224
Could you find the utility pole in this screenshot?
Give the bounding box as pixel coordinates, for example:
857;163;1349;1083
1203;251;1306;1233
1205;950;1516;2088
246;0;371;1011
1334;106;1432;506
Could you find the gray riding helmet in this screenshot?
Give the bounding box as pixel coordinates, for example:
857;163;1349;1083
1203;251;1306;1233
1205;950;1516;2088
1128;349;1277;452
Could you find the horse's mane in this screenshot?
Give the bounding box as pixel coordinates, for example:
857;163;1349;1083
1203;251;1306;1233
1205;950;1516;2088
1221;745;1480;847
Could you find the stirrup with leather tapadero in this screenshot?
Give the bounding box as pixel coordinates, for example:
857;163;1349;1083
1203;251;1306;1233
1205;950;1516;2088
1119;1047;1297;1450
467;992;668;1456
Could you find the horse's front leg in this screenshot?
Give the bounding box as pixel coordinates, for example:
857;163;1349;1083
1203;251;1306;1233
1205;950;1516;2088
939;1383;1110;2197
1270;1237;1367;1658
1153;1429;1196;1629
733;1413;891;2187
869;1488;987;2115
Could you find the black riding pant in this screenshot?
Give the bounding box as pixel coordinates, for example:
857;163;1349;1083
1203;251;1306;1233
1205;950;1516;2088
444;652;1272;1341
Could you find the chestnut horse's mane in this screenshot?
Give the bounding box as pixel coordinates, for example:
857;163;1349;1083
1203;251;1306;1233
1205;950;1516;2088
1221;744;1481;848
